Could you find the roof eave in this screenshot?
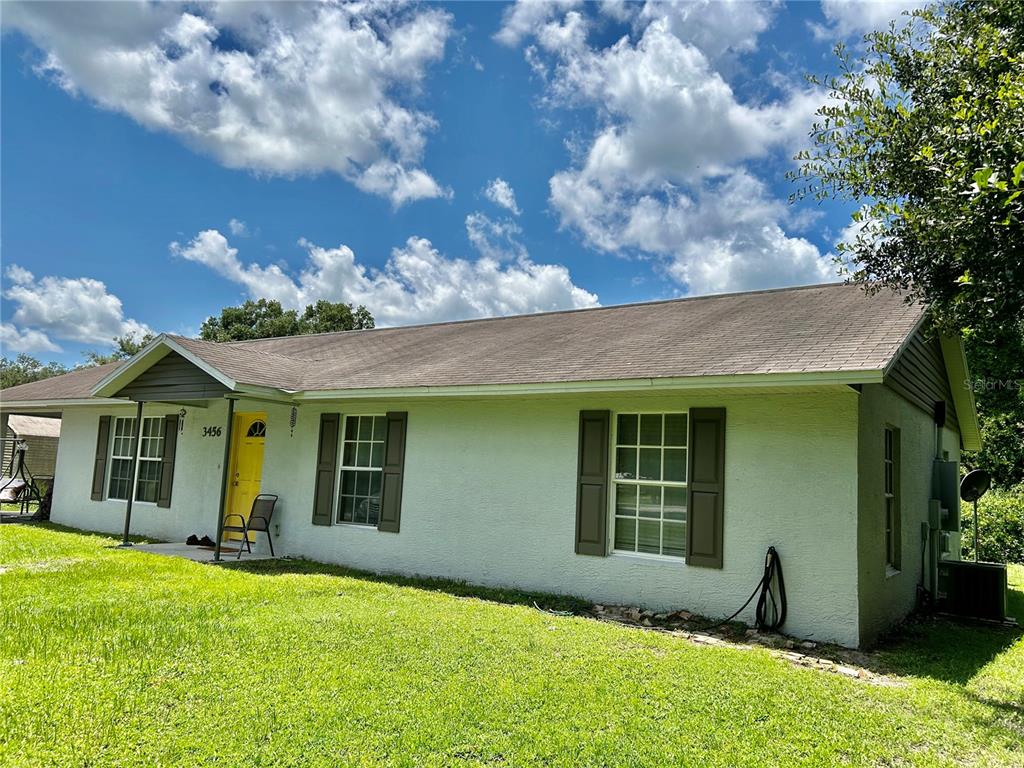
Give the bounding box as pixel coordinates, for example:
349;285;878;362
230;384;298;402
0;398;127;411
938;335;982;451
291;369;886;401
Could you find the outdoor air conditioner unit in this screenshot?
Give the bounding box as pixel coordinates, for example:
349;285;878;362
936;560;1008;622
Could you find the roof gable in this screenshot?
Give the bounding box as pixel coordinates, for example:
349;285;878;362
112;350;229;401
884;325;959;430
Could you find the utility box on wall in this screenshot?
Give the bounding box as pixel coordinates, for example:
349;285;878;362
932;460;960;531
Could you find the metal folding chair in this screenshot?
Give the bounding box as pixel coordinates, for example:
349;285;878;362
222;494;278;559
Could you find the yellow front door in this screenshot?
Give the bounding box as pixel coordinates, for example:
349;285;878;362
225;412;267;542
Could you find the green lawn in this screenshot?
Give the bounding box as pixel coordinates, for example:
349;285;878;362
1;526;1022;767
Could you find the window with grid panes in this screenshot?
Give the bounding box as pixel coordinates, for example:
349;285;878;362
612;413;688;557
107;416;165;502
338;415;385;525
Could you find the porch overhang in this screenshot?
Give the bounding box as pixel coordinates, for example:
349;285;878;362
90;335;296;405
92;335;237;400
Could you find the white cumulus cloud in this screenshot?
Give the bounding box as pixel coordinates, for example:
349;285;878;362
495;0;583;48
550;169;836;295
483;178;522;216
4;1;453;206
542;16;820;185
1;265;151;353
171;226;597;327
504;1;835;295
637;0;777;65
0;323;61;354
815;0;925;39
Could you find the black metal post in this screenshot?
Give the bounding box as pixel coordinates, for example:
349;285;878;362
214;397;236;562
973;499;980;562
1;413;9;469
119;399;144;547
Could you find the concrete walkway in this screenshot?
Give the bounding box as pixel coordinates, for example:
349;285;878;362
131;541;277;563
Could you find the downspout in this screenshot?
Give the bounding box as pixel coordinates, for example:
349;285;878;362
925;401;948;600
213;397;236;562
119;399;145;547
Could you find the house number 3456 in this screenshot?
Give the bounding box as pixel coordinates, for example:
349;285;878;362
202;426;223;437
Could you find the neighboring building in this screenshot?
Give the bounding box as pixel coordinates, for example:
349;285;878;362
0;284;980;647
1;414;61;477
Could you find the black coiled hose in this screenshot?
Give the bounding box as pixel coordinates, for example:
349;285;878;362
754;546;786;630
705;546;787;632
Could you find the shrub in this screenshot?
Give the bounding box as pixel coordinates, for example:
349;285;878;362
960;484;1024;564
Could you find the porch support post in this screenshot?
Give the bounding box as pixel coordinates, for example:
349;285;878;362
119;399;145;547
1;412;9;473
214;397;236;562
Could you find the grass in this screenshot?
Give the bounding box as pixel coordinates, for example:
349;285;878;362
1;526;1022;767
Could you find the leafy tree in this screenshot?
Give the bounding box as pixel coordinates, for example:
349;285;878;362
200;298;374;342
199;299;301;342
960;485;1024;563
791;0;1024;486
82;333;156;366
299;300;375;334
0;354;69;390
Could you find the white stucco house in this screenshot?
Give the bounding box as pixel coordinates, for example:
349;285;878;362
0;283;981;647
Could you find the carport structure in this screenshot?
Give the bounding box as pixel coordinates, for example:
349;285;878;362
1;370;95;520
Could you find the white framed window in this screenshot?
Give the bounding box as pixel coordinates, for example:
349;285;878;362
337;415;385;525
108;416;165;503
611;412;688;558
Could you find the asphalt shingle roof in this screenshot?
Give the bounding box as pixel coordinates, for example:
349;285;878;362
1;362;124;403
1;283;925;402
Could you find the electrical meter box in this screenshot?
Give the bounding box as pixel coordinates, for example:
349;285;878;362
932;460;960;531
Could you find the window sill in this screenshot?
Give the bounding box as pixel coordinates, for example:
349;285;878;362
610;550;685;565
885;565;901;579
334;522;380;531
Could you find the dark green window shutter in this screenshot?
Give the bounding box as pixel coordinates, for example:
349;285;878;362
91;415;111;501
686;408;726;568
156;414;179;508
377;411;408;533
312;413;340;526
575;410;609;556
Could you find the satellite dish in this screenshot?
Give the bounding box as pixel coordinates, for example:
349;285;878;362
960;469;991;503
960;469;991;562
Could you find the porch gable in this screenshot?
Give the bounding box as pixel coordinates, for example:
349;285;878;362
113;351;229;402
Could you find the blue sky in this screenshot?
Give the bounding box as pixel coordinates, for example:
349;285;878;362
1;1;920;365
